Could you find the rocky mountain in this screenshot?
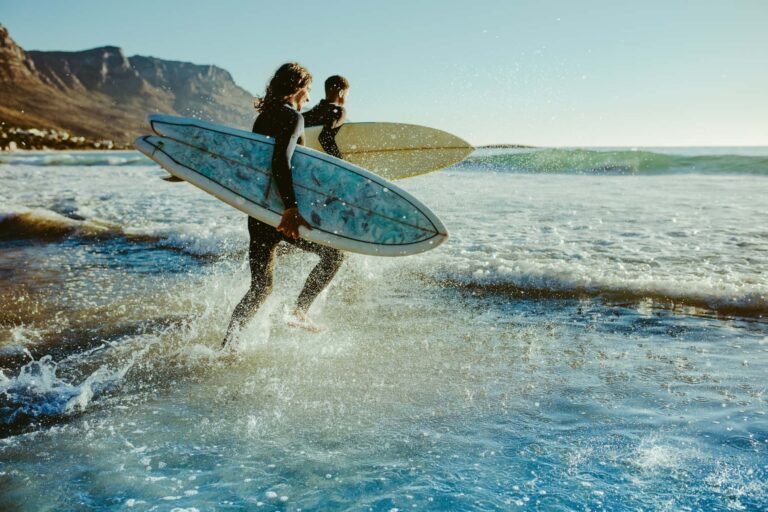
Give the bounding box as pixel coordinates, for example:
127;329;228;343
0;24;255;145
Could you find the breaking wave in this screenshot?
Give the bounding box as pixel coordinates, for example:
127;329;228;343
435;272;767;318
0;208;237;258
461;149;768;175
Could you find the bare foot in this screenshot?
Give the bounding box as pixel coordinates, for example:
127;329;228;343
287;310;324;333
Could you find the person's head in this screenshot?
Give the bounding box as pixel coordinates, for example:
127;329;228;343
255;62;313;112
324;75;350;105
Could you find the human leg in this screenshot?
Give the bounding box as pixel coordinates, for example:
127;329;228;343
294;243;346;313
222;219;281;346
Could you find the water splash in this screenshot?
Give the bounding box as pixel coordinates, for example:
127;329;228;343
0;344;150;433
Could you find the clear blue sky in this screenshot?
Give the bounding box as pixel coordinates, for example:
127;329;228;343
2;0;766;146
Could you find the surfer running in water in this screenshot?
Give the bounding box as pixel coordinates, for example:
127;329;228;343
302;75;350;158
223;63;345;346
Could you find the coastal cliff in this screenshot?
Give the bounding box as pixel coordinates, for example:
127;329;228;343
0;24;254;149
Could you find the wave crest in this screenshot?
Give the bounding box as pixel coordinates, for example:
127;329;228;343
435;275;768;318
0;208;123;241
0;208;237;258
461;149;768;175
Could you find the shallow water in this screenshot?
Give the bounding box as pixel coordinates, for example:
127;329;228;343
0;149;766;510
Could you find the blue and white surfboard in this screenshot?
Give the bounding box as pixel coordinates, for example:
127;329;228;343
133;114;448;256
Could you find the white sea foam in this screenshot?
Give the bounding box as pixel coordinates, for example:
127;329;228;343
4;151;766;314
632;436;697;471
704;462;768;511
401;170;768;315
0;151;152;167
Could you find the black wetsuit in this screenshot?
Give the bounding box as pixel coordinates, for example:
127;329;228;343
225;103;345;337
302;99;346;158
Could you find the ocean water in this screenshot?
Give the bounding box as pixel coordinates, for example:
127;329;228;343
0;147;767;510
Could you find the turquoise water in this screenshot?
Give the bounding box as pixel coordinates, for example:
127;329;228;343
1;148;767;510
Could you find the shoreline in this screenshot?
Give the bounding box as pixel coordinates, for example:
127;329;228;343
1;147;136;154
1;126;132;152
1;142;134;152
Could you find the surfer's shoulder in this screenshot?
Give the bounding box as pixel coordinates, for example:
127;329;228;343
270;104;302;132
282;104;303;123
331;104;345;120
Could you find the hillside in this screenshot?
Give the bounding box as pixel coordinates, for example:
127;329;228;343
0;24;255;148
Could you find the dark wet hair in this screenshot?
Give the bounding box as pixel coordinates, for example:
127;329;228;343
254;62;313;113
325;75;350;97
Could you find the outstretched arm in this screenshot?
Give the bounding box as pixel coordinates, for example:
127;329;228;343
319;105;346;158
319;126;343;159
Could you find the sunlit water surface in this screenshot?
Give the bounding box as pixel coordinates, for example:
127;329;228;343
0;149;766;510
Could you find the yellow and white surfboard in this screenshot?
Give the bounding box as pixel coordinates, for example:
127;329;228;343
304;122;473;180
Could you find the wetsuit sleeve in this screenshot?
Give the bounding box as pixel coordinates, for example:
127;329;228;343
319;105;345;159
272;112;303;209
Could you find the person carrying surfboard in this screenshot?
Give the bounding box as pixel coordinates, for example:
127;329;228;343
302;75;349;158
223;63;345;346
